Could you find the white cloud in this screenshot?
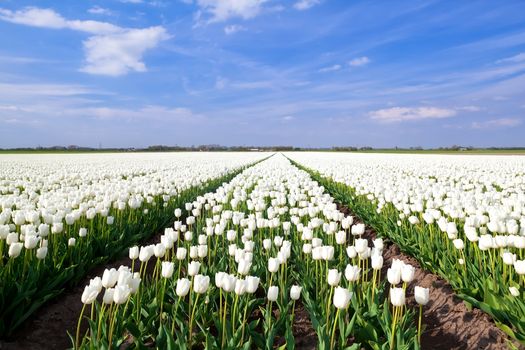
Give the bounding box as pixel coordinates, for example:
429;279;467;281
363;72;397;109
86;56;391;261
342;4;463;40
282;115;294;121
496;52;525;64
318;64;341;73
0;7;120;34
0;82;96;97
369;106;457;122
0;7;66;29
119;0;144;3
81;27;169;76
293;0;320;10
0;7;169;76
0;55;48;64
149;1;169;7
471;118;521;129
0;99;202;128
457;105;481;112
87;105;199;122
196;0;267;23
88;6;113;16
230;80;273;89
224;24;244;35
348;56;370;67
215;76;228;89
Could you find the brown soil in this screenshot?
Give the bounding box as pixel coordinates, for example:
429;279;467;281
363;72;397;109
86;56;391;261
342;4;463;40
339;205;524;350
293;304;317;350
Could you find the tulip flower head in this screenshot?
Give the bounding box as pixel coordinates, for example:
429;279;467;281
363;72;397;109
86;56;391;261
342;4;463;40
333;287;352;309
290;285;302;300
81;285;99;305
414;286;430;305
328;269;342;286
390;287;406;307
387;267;401;285
267;286;279;302
193;275;210;294
268;257;280;273
161;261;175;278
188;261;201;276
245;276;260;294
129;246;139;260
401;265;416;283
176;278;191;297
344;264;361;282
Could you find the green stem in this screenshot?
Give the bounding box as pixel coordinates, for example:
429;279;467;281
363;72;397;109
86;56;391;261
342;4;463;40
75;303;87;350
240;301;248;345
390;306;398;350
160;278;167;324
222;294;228;348
171;296;182;335
108;304;119;350
326;286;334;336
96;303;107;344
188;293;200;348
418;305;423;344
330;308;341;350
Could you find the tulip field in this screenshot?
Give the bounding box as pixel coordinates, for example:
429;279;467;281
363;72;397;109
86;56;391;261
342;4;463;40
72;154;422;350
289;152;525;346
1;152;525;349
0;153;264;337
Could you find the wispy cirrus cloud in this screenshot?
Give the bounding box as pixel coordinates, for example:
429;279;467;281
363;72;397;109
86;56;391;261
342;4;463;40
224;24;245;35
0;82;98;97
88;6;113;16
348;56;370;67
0;7;169;76
457;105;481;112
293;0;321;11
369;106;457;122
0;55;51;64
86;105;202;122
194;0;268;24
471;118;522;129
318;64;341;73
119;0;144;4
496;52;525;64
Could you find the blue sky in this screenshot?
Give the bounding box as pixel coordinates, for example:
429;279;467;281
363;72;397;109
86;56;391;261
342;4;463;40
0;0;524;148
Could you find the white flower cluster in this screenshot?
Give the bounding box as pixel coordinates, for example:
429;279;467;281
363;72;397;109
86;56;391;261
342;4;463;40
0;152;266;260
288;152;525;295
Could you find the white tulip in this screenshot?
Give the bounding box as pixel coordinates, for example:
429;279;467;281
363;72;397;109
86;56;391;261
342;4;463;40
267;286;279;301
290;285;302;300
333;287;352;309
344;264;361;282
187;261;201;277
193;275;210;294
328;269;342;286
414;286;430;305
176;278;191;297
390;287;405;307
161;261;175;278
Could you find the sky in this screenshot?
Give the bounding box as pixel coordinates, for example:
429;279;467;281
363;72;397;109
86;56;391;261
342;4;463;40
0;0;524;148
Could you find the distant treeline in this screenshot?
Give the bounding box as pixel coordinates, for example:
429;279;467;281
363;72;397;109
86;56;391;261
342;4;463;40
1;145;524;152
0;145;302;152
